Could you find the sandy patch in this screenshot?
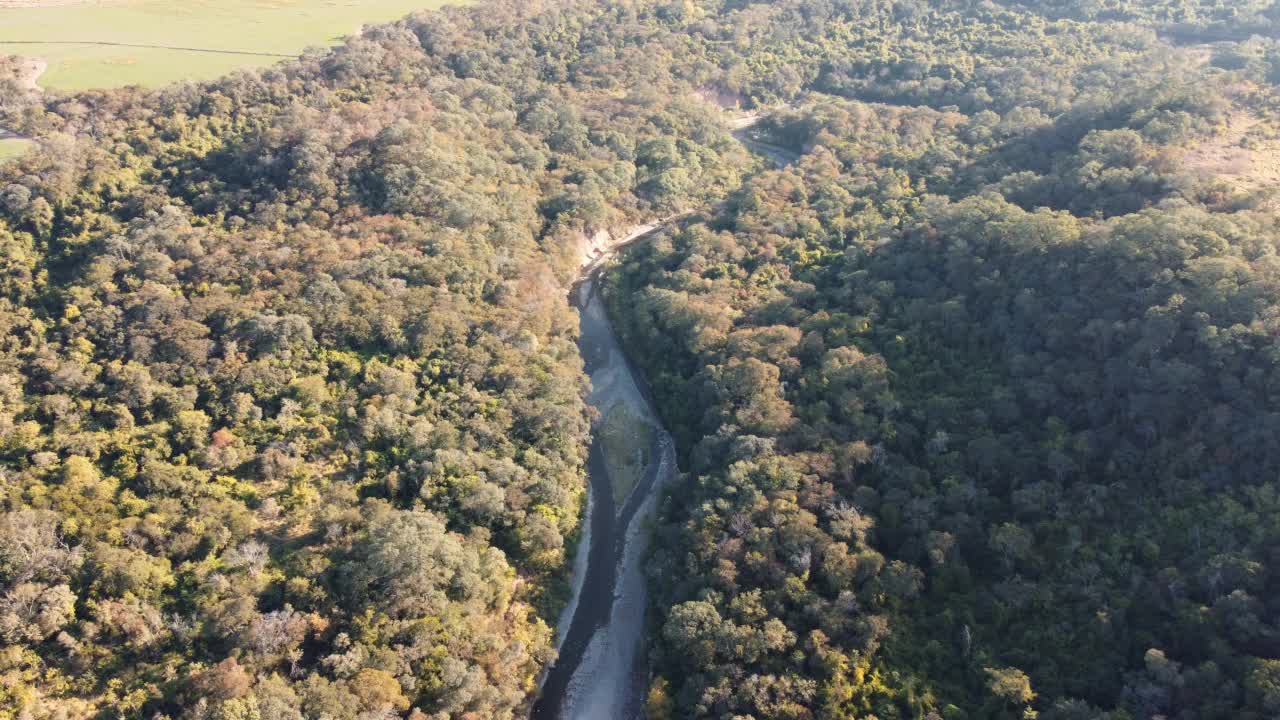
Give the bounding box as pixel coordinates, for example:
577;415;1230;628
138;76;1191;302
574;220;668;271
1;55;46;92
1177;43;1214;68
1179;109;1280;202
17;57;47;91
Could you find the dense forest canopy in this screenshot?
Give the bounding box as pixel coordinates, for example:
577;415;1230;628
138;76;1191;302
604;3;1280;720
0;0;1278;718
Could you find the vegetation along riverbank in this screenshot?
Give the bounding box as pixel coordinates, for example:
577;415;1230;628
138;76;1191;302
1;0;1279;718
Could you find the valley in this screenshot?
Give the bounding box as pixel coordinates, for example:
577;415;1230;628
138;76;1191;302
0;1;1278;719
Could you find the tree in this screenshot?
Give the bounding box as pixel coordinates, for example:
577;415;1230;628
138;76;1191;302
987;666;1036;709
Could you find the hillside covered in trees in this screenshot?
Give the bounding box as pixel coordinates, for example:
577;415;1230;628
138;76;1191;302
1;0;1279;719
605;3;1280;720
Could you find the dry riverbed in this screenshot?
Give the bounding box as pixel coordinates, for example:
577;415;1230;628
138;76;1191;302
533;220;679;720
533;110;798;720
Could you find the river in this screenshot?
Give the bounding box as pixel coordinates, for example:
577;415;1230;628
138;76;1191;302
531;221;679;720
531;118;798;720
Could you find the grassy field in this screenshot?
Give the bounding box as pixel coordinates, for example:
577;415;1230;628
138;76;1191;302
0;0;455;90
0;138;34;162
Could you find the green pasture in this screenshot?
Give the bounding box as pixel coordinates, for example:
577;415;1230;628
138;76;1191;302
0;138;33;162
0;0;454;90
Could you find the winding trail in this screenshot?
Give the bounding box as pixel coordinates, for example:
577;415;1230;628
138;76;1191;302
532;113;798;720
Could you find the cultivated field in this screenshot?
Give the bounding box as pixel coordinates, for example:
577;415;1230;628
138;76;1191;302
0;0;453;90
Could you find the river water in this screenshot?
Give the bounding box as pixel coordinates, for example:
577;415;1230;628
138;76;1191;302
532;122;797;720
531;223;678;720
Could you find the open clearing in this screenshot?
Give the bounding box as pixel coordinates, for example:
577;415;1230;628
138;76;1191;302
0;0;454;90
1179;105;1280;207
0;58;39;163
0;138;33;162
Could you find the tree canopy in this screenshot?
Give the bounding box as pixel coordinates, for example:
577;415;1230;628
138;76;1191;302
1;0;1279;718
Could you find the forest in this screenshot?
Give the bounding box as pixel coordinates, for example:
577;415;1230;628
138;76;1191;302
1;0;1279;718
